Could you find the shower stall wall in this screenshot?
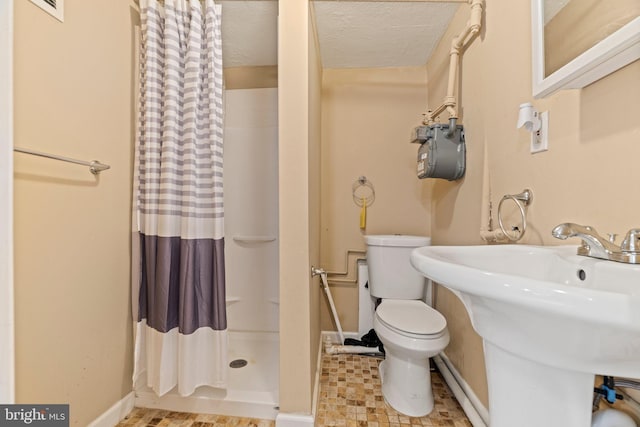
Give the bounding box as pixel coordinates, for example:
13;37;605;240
224;87;279;334
134;87;279;420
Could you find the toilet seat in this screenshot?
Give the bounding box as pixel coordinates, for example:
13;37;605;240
375;300;447;339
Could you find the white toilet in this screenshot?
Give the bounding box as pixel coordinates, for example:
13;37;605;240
365;234;449;417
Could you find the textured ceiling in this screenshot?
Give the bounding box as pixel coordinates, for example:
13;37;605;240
313;2;459;68
220;1;461;69
221;1;278;67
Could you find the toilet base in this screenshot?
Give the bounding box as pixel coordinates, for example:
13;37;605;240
379;352;434;417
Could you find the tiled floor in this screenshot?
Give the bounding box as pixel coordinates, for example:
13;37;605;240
316;354;471;427
118;353;471;427
115;408;275;427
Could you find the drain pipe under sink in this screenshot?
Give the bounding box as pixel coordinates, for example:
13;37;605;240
312;267;381;355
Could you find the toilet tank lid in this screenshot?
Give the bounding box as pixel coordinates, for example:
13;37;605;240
364;235;431;247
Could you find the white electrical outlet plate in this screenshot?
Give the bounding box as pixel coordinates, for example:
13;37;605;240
531;111;549;154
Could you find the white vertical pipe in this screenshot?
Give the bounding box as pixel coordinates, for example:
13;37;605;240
479;143;506;242
319;272;345;344
424;0;484;124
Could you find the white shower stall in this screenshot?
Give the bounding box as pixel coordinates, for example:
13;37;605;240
224;87;279;334
134;87;279;419
223;86;279;412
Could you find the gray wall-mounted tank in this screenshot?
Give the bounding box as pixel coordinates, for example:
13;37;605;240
411;124;465;181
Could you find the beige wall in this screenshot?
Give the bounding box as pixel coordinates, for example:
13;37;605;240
320;67;432;332
308;4;323;404
13;0;638;422
428;0;640;409
13;1;135;425
278;0;322;414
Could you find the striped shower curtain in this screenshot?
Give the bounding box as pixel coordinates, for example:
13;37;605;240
132;0;227;396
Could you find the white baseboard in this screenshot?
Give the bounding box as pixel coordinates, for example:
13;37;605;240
311;332;325;418
134;388;278;420
275;412;315;427
87;391;135;427
433;353;489;427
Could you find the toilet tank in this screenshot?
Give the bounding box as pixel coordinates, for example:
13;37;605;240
364;235;431;300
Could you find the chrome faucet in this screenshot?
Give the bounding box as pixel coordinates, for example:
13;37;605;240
552;222;640;264
551;223;618;259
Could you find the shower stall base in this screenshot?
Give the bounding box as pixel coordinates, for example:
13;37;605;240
134;331;279;420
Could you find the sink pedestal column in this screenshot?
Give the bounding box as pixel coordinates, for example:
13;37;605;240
484;342;594;427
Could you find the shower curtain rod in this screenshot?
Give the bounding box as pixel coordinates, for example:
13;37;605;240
13;147;111;175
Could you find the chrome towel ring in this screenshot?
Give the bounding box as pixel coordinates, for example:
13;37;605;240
352;176;375;208
498;189;533;242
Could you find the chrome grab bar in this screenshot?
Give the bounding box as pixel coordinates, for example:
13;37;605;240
14;147;110;175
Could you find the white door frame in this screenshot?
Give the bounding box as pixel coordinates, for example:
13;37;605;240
0;0;15;404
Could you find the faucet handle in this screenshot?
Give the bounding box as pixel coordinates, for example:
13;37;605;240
621;229;640;253
607;233;618;244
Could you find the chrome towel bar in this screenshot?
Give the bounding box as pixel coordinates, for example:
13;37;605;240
13;147;110;175
232;236;276;243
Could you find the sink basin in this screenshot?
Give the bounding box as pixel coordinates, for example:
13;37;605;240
411;245;640;427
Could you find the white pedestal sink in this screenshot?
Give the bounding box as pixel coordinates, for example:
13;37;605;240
411;245;640;427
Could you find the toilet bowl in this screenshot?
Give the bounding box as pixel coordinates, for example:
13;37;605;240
364;234;449;417
374;299;449;417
